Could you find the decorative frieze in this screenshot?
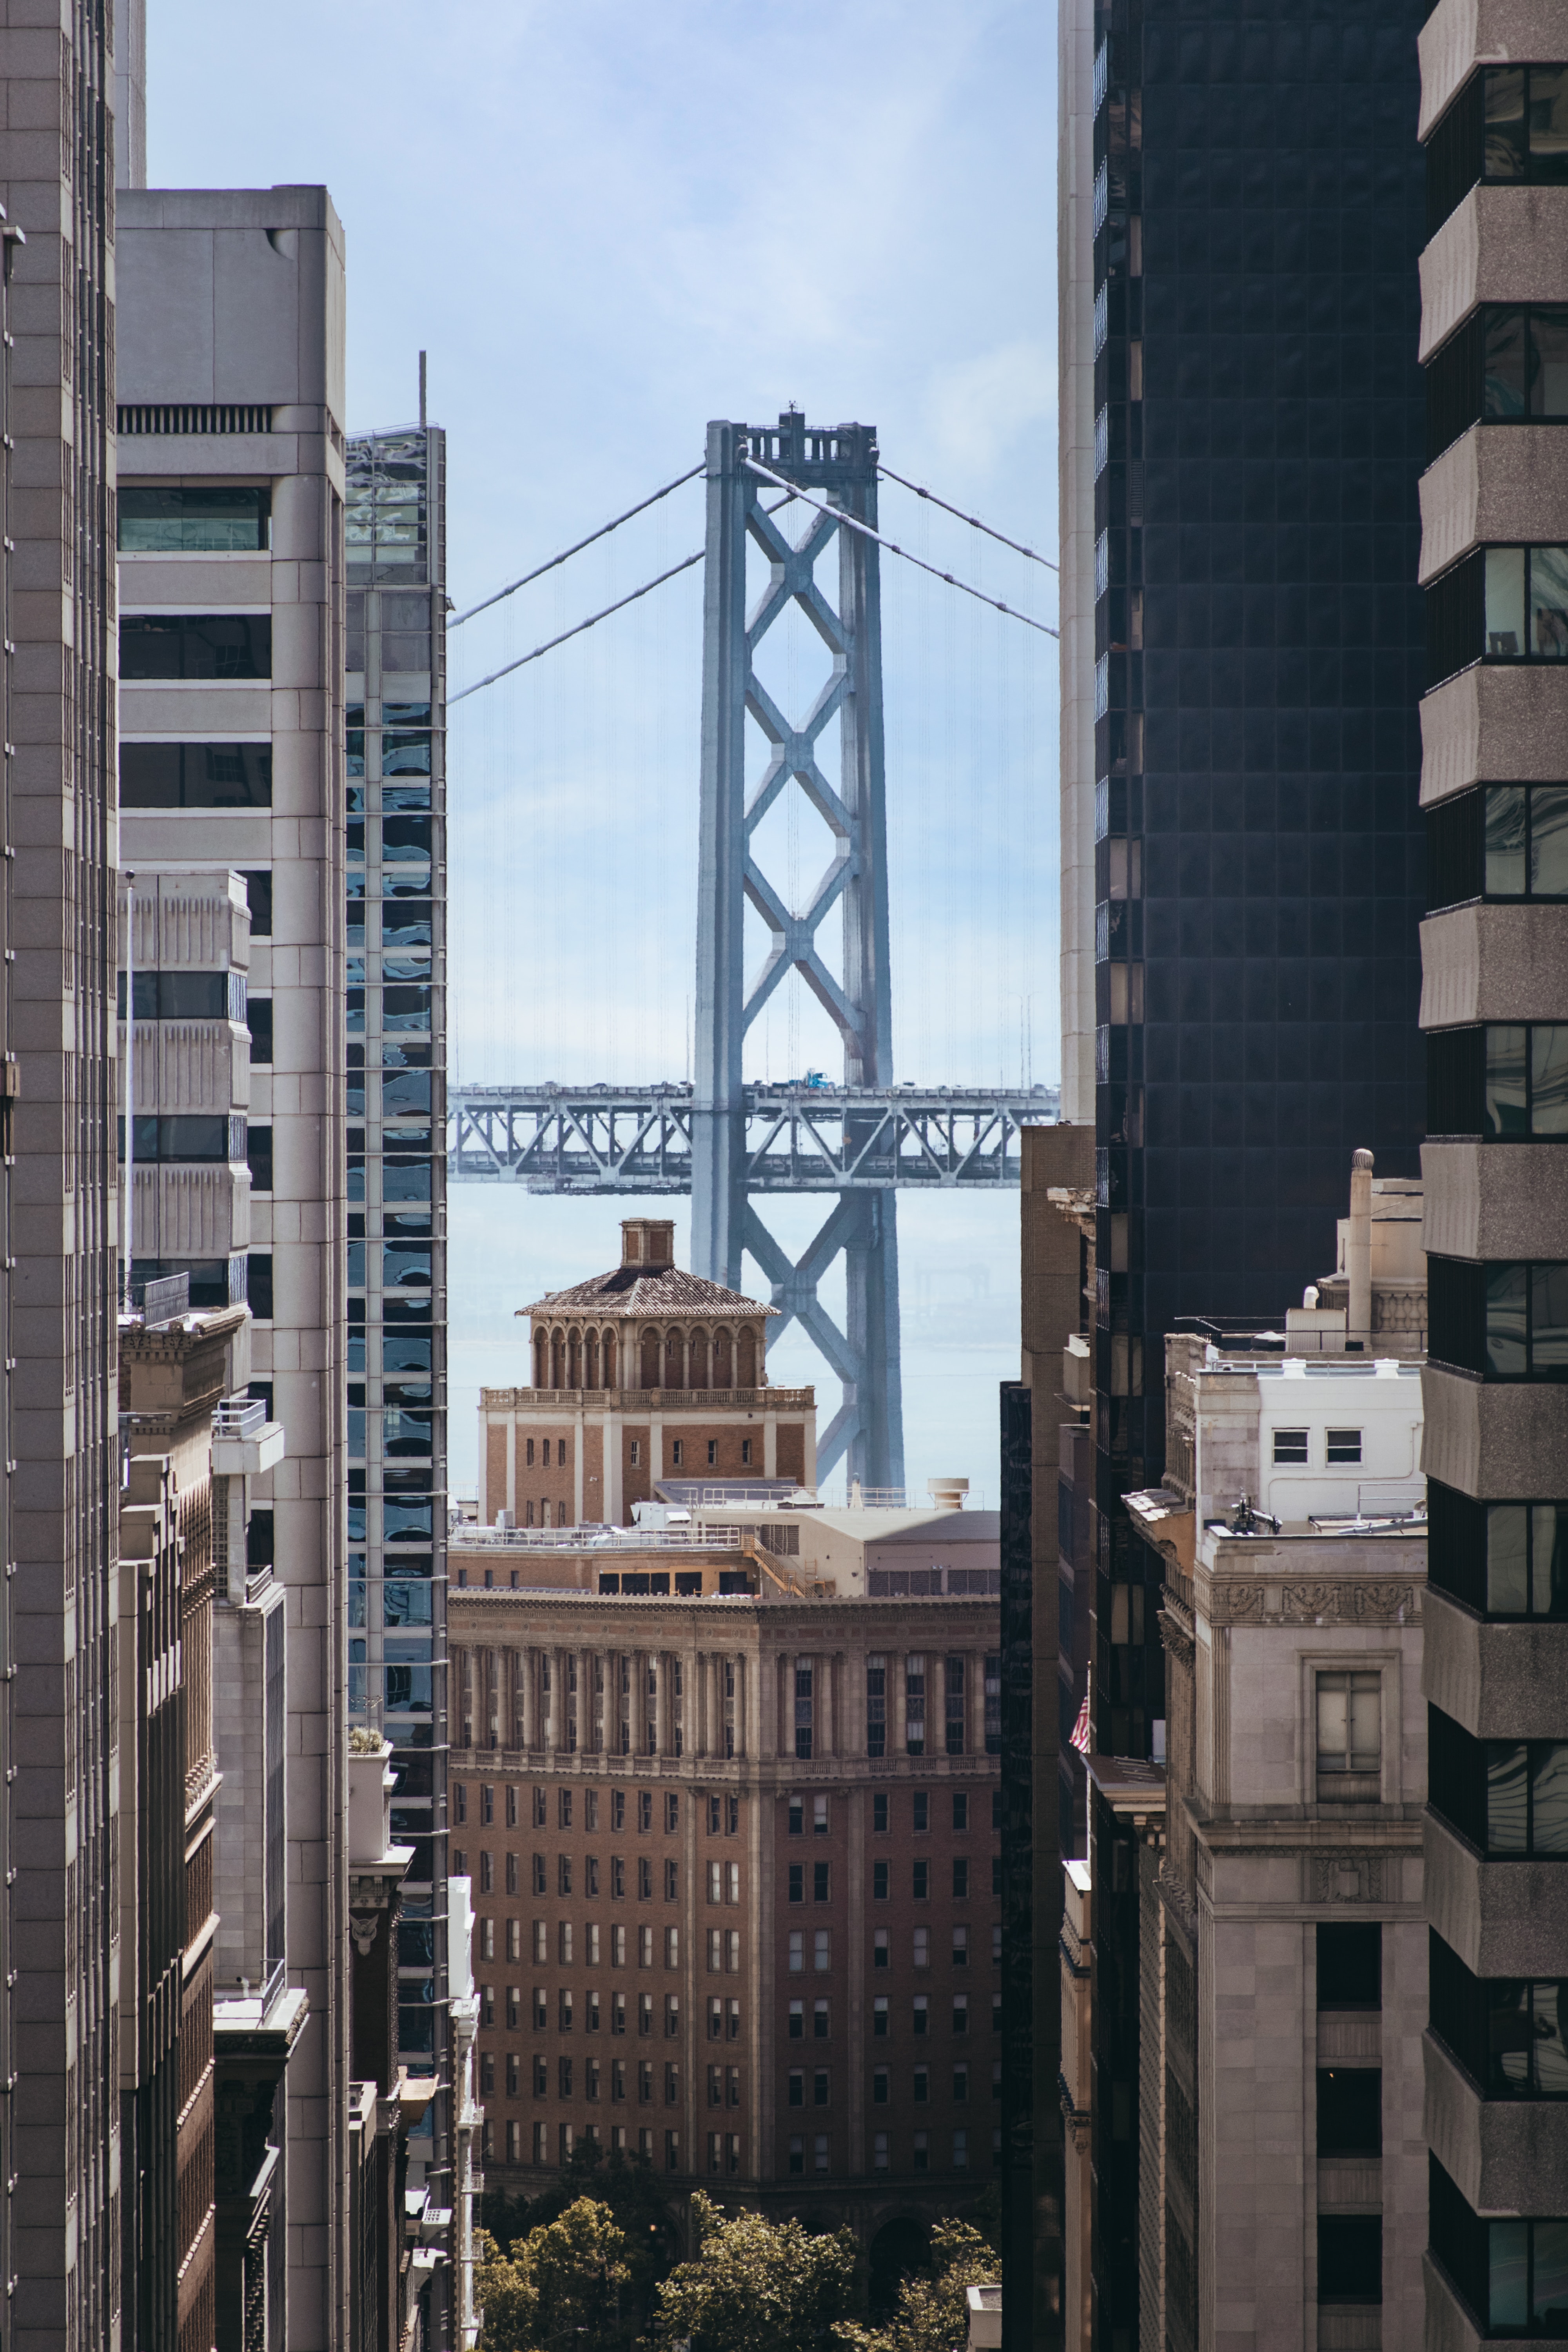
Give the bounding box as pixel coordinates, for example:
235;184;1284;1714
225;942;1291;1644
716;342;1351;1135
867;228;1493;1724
1207;1579;1422;1629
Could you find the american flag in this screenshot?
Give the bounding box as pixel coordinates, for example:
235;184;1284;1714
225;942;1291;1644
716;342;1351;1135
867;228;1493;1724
1069;1692;1091;1756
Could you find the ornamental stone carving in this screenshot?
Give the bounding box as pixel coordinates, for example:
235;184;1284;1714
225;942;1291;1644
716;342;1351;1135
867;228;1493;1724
1307;1851;1389;1904
1157;1608;1196;1669
1208;1579;1421;1628
1209;1584;1264;1624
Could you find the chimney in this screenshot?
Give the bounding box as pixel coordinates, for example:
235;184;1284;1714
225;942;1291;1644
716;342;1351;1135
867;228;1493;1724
927;1477;969;1513
1347;1148;1374;1346
621;1218;675;1271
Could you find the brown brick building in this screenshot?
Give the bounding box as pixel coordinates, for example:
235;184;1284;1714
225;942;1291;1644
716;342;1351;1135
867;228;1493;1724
446;1563;1002;2263
479;1221;815;1526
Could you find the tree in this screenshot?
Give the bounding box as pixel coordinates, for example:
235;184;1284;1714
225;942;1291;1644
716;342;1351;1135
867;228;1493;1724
476;2197;631;2352
481;2143;677;2328
655;2193;858;2352
835;2220;998;2352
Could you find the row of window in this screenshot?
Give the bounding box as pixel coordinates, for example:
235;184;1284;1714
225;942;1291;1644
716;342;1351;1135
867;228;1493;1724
1430;1258;1568;1380
1432;1706;1568;1857
455;1785;682;1831
790;1789;999;1835
793;2130;993;2177
1429;1025;1568;1140
861;1654;1002;1760
789;1857;999;1901
1432;2154;1568;2334
1427;303;1568;462
1426;784;1568;912
1427;544;1568;689
1426;65;1568;238
478;1922;740;1970
1428;1489;1568;1621
474;1855;723;1902
478;1986;739;2034
478;2120;996;2178
1431;1931;1568;2101
1269;1427;1363;1466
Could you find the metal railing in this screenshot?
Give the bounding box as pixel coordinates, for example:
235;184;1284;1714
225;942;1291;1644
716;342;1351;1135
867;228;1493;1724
452;1524;750;1551
214;1395;267;1439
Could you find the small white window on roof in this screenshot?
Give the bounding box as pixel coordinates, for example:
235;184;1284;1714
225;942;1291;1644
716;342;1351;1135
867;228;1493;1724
1325;1428;1362;1464
1272;1428;1309;1465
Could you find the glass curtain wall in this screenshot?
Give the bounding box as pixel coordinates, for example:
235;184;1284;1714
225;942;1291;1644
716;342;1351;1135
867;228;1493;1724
344;421;450;2183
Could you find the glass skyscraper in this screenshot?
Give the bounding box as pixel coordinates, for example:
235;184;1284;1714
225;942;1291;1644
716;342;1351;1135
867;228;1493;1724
1078;0;1429;1760
345;419;450;2178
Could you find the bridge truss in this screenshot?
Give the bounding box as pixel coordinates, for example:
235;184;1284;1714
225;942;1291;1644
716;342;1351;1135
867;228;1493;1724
448;413;1056;1486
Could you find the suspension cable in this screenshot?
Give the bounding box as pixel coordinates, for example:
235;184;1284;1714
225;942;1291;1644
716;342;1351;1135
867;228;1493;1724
450;550;705;703
451;496;806;703
877;464;1058;571
741;457;1060;639
450;461;705;628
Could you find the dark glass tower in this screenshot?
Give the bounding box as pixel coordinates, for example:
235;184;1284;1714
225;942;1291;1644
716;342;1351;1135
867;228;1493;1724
1086;0;1428;1757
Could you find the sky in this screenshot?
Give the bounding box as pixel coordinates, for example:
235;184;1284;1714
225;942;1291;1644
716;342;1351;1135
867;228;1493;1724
147;0;1060;1504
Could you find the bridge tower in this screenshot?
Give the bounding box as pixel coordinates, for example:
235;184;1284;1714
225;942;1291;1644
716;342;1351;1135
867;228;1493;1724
692;415;902;1490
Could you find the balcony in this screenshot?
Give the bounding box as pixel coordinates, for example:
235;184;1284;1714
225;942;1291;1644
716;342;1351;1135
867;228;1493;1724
212;1393;285;1475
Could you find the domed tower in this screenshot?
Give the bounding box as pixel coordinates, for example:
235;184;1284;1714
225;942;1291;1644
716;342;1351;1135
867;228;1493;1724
479;1220;815;1526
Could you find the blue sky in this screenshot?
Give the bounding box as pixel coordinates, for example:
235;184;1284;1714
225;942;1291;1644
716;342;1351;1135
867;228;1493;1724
148;0;1060;1501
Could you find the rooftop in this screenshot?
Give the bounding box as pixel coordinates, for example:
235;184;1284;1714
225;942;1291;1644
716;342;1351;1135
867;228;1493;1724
521;1264;776;1320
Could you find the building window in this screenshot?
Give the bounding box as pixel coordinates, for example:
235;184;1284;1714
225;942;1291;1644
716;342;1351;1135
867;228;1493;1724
873;1862;889;1900
873;1930;888;1970
952;1859;969;1899
671;1440;683;1467
913;1996;928;2036
1318;2216;1383;2308
1426;66;1568;240
944;1656;965;1754
454;1784;467;1824
726;1862;739;1904
788;1795;804;1835
866;1655;886;1757
742;1439;752;1465
534;2122;547;2163
913;1860;929;1900
813;1863;830;1902
727;1998;741;2038
788;2069;804;2107
1318;2069;1382;2158
560;1990;574;2031
1430;1935;1568;2098
873;1792;889;1832
789;1932;804;1974
905;1656;926;1754
913;1929;930;1970
795;1661;814;1760
1272;1428;1309;1465
873;1997;889;2038
788;2000;804;2040
725;1931;740;1974
707;1440;717;1465
913;2066;929;2105
953;1994;969;2034
1316;1671;1381;1797
952;1927;968;1967
913;1793;929;1832
813;1931;831;1972
639;1927;654;1967
789;1864;804;1904
813;1795;828;1835
558;1924;573;1965
983;1660;1001;1756
953;2129;969;2170
873;2068;889;2104
532;1989;547;2030
1437;1486;1568;1619
913;2131;928;2172
1429;543;1568;688
788;2136;804;2175
873;2131;889;2172
665;1928;680;1968
813;1999;829;2040
1325;1428;1363;1465
665;2131;679;2172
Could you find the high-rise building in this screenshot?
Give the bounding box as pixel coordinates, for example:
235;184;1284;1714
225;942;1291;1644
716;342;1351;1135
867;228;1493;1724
1060;0;1431;1772
0;2;121;2335
446;1551;1002;2271
343;411;451;2270
115;187;350;2348
1416;6;1568;2337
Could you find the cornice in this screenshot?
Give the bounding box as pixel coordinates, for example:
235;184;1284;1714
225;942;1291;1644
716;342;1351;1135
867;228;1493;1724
1203;1576;1425;1629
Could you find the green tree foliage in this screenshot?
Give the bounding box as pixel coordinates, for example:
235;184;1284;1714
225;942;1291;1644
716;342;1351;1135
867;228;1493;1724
835;2221;999;2352
480;2146;677;2328
476;2197;631;2352
655;2193;858;2352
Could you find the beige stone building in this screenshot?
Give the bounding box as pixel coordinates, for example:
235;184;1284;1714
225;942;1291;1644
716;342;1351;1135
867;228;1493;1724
1078;1332;1430;2352
480;1221;815;1526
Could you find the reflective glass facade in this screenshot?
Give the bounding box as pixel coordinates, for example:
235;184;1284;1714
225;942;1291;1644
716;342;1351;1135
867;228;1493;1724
1089;0;1428;1757
345;425;450;2113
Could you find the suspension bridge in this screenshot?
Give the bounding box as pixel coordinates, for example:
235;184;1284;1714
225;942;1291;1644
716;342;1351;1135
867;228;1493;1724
446;411;1058;1489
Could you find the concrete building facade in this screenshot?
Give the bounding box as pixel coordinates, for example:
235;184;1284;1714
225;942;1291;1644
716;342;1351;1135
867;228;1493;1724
1416;4;1568;2341
114;186;350;2350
